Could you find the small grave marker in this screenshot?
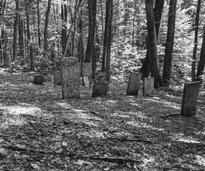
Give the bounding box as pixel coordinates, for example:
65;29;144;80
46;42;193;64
62;57;80;99
92;72;109;97
143;77;154;96
127;72;141;96
54;60;62;85
181;81;201;117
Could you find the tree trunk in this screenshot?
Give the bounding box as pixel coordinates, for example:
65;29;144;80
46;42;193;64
18;14;24;61
196;25;205;77
140;0;164;79
43;0;52;58
13;0;19;62
61;1;70;57
192;0;201;80
84;0;97;79
25;1;33;70
102;0;113;82
37;0;41;48
145;0;163;88
162;0;177;86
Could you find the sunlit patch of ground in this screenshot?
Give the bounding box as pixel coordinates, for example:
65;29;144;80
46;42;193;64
0;72;204;170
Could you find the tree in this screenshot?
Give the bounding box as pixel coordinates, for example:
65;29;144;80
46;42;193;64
84;0;97;78
37;0;41;48
162;0;177;86
13;0;19;62
102;0;113;81
43;0;52;58
25;0;34;70
191;0;201;80
145;0;163;88
140;0;164;79
196;25;205;77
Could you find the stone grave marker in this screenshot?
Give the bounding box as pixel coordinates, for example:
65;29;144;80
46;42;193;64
62;57;80;99
127;72;141;96
92;72;109;97
54;60;62;85
143;77;154;96
181;81;201;117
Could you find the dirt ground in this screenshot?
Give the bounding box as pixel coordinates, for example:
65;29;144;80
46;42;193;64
0;71;204;171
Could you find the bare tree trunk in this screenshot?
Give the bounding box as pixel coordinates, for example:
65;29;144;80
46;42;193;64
162;0;177;86
196;25;205;77
140;0;164;79
85;0;97;79
25;1;33;70
102;0;113;81
18;14;24;61
37;0;41;48
13;0;19;62
145;0;163;88
191;0;201;80
43;0;52;58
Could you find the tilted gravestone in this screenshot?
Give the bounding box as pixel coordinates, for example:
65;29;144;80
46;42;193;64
127;72;141;96
143;77;154;96
62;57;80;99
181;81;201;117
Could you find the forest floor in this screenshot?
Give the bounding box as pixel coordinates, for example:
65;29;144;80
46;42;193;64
0;69;204;171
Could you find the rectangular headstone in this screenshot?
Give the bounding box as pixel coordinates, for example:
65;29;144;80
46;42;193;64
143;77;154;96
127;72;141;96
62;57;80;98
181;81;201;117
54;71;62;85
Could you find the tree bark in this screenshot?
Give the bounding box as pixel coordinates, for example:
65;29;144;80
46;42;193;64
140;0;164;78
196;25;205;77
191;0;201;80
102;0;113;82
18;14;24;61
84;0;97;79
43;0;52;58
13;0;19;62
162;0;177;86
37;0;41;48
25;1;34;70
145;0;163;88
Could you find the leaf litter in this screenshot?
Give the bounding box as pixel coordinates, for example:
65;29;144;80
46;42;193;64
0;72;204;170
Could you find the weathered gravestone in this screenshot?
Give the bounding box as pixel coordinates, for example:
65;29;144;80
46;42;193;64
54;60;62;85
127;72;141;96
33;75;44;85
62;57;80;99
92;72;109;97
181;81;201;117
143;77;154;96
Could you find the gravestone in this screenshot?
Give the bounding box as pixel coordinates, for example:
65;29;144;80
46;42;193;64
127;72;141;96
33;75;44;85
143;77;154;96
181;81;201;117
54;60;62;85
62;57;80;99
92;72;109;97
